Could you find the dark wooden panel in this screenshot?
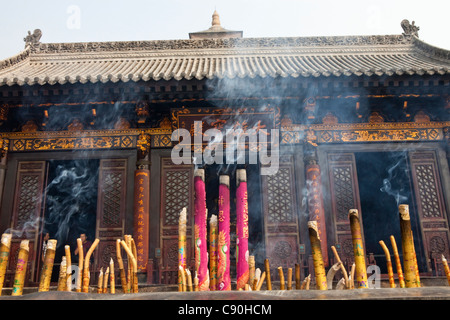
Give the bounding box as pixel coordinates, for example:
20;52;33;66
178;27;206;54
95;159;127;271
159;158;194;283
261;155;300;273
409;151;450;272
327;153;363;263
10;161;47;282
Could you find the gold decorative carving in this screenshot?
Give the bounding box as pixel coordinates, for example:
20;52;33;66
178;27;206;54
21;120;38;132
3;128;171;152
114;117;131;130
0;138;9;158
159;117;172;130
322;112;338;125
414;110;430;123
137;133;151;157
281;115;293;127
67;118;84;131
368;111;384;123
136;102;150;124
281;121;450;144
0;104;9;122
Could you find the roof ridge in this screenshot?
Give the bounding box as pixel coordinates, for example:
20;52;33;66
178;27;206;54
0;47;31;71
412;36;450;62
32;34;413;55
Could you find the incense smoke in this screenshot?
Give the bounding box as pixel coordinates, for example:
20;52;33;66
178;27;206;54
379;152;409;206
44;159;98;250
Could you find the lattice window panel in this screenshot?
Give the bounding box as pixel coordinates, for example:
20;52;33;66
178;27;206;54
102;172;123;227
16;175;40;229
332;167;355;221
415;164;441;218
163;170;190;226
266;167;294;223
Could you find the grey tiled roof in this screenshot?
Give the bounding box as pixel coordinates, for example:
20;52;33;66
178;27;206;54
0;34;448;86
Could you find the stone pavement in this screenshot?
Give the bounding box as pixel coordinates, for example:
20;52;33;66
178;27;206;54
1;286;449;300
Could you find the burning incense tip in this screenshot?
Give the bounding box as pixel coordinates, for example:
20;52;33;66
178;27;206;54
20;240;29;250
219;175;230;187
48;239;57;250
348;209;359;219
236;169;247;185
186;268;193;292
307;221;320;240
1;233;11;247
179;207;187;221
399;204;410;220
194;168;205;181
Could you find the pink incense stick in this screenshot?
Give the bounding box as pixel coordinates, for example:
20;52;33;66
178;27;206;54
217;175;231;291
236;169;249;290
194;169;209;291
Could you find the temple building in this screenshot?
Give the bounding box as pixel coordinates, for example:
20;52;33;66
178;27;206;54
0;11;448;288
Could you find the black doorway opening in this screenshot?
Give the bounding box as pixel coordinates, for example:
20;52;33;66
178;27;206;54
43;159;99;281
355;152;426;275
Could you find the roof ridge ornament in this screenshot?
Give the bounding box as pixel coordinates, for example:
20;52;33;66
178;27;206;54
212;10;221;27
24;29;42;48
401;19;419;38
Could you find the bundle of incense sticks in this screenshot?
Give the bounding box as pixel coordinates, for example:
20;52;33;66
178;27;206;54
116;239;127;293
308;221;327;290
348;209;368;289
0;233;11;296
442;255;450;286
103;267;109;293
277;267;285;290
97;268;104;293
331;245;349;288
264;259;272;290
65;245;72;292
217;175;231;291
121;238;138;293
209;214;218;290
76;238;83;292
82;238;100;293
11;240;29;296
178;207;187;292
390;235;405;288
194;169;209;291
398;205;420;288
110;258;115;294
379;240;395;288
57;256;67;291
236;169;249;290
38;239;57;292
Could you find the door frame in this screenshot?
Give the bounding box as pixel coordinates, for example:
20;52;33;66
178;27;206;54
0;149;137;283
318;142;450;274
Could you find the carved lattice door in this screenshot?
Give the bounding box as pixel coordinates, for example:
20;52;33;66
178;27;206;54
261;155;300;273
327;153;364;264
95;159;127;271
409;151;450;272
159;158;193;283
9;161;47;283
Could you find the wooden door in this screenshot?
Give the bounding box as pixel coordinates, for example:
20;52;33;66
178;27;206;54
409;151;450;272
159;158;194;284
95;159;127;271
261;155;301;273
9;161;47;283
327;153;364;264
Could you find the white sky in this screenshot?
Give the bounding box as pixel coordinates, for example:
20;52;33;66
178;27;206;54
0;0;449;60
